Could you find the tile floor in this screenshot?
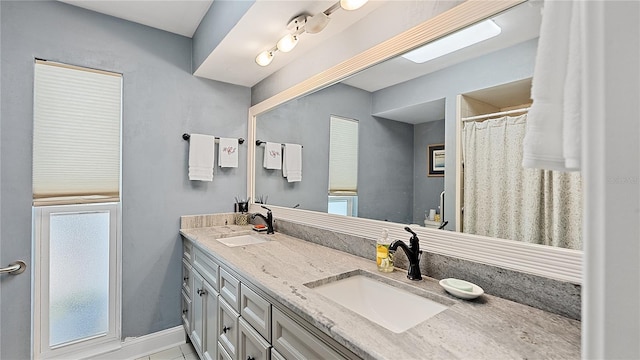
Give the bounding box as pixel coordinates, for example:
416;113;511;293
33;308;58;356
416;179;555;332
136;342;197;360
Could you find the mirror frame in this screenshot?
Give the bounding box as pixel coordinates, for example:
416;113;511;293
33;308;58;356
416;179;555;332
247;0;582;285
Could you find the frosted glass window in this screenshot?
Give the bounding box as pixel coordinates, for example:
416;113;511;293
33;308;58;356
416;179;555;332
328;195;358;217
49;211;110;347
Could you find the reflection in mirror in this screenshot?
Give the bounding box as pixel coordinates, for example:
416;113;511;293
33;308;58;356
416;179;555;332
254;1;582;250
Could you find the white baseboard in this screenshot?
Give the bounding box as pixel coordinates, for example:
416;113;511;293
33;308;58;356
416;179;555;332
91;326;187;360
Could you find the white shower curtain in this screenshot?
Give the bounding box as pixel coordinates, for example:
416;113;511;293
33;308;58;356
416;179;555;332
463;115;582;250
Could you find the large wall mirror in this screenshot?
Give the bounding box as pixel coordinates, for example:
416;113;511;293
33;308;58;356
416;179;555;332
248;0;582;284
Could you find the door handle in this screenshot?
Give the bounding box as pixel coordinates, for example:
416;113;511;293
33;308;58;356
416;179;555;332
0;260;26;275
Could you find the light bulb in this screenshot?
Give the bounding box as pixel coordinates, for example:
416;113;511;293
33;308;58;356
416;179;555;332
255;51;274;66
277;34;298;53
340;0;368;11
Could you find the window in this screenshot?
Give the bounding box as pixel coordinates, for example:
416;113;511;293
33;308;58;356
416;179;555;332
32;60;122;359
328;116;358;216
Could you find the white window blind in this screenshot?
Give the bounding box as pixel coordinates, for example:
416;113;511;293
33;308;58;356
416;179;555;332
33;60;122;206
328;116;358;195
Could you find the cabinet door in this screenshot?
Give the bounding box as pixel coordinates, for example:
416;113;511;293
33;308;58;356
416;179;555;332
218;297;240;359
192;272;205;356
272;308;342;360
240;284;271;342
203;281;219;360
239;318;270;360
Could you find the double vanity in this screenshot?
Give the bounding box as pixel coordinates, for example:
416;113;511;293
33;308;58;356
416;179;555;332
179;214;580;359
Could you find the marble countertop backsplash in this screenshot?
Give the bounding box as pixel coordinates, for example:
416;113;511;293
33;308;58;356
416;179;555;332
179;215;580;360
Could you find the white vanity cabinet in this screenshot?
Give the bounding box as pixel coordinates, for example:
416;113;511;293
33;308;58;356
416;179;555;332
182;238;359;360
272;308;343;360
182;258;193;334
190;247;221;360
239;318;270;360
217;296;239;358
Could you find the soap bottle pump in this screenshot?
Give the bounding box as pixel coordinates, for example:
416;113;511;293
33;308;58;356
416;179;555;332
376;228;394;272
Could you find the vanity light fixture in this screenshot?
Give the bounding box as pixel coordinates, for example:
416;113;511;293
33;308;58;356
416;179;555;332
401;19;502;64
340;0;369;11
255;0;369;66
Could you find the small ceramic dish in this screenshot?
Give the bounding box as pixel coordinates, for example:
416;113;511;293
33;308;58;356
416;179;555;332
439;278;484;300
252;224;268;232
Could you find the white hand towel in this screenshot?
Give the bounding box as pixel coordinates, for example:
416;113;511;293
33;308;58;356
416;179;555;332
218;138;238;168
522;0;582;171
188;134;215;181
283;143;302;182
263;142;282;170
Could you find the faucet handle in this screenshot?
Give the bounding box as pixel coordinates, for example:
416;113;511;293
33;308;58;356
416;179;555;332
261;205;272;212
404;226;417;237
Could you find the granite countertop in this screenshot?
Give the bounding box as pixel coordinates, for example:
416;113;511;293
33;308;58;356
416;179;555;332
180;226;580;360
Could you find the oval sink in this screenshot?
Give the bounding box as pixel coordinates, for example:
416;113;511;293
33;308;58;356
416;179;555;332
306;272;450;333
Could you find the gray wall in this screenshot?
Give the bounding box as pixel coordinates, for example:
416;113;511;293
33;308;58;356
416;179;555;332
192;0;254;72
413;120;446;224
0;1;250;357
371;38;538;229
256;83;414;223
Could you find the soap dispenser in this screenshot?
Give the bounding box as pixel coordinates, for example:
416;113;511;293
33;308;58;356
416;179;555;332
376;228;394;272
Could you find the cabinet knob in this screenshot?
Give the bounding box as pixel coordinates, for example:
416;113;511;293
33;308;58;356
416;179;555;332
197;288;207;296
247;357;255;360
223;325;231;333
183;276;189;281
182;309;188;314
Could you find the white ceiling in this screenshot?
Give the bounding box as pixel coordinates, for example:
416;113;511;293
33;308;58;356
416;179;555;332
58;0;213;38
193;0;384;87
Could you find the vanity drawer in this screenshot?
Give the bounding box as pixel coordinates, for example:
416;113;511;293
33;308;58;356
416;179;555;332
194;247;219;291
181;289;192;334
272;308;342;360
218;341;232;360
219;268;240;312
271;348;286;360
183;240;193;263
239;318;270;360
241;284;271;341
218;297;240;359
182;259;193;296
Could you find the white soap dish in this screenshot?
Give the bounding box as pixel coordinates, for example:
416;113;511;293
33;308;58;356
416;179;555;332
439;278;484;300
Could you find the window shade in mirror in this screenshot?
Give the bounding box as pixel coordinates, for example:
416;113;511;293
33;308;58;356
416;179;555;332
328;116;358;195
33;60;122;206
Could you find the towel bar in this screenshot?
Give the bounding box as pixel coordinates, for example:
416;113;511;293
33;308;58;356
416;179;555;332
182;133;244;144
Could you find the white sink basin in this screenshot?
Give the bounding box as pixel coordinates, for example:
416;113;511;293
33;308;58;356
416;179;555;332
307;273;449;333
216;234;267;247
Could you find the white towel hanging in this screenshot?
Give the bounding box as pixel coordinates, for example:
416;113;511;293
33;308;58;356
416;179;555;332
263;142;282;170
188;134;215;181
522;0;582;171
218;138;238;168
283;143;302;182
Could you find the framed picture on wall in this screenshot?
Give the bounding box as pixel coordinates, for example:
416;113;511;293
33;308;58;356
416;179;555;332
428;144;445;177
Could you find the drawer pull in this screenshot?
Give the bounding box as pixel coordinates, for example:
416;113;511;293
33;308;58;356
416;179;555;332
197;289;207;296
223;325;231;333
182;309;188;314
183;276;189;281
247;357;255;360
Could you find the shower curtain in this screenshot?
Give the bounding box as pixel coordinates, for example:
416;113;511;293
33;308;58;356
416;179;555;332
463;114;582;250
